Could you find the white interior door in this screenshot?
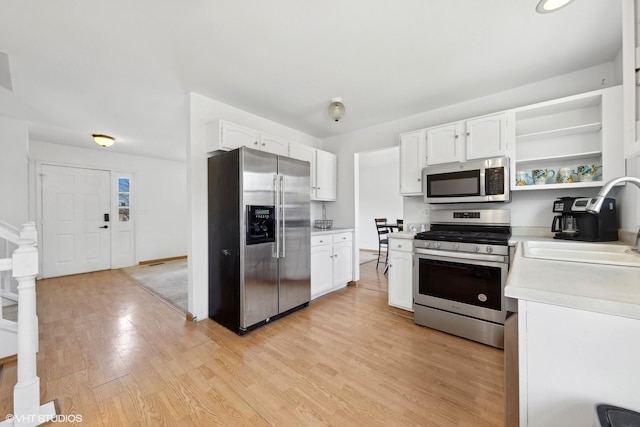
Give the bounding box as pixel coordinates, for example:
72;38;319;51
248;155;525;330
42;165;111;278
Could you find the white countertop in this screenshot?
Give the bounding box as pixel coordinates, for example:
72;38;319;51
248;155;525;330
505;238;640;320
311;227;354;236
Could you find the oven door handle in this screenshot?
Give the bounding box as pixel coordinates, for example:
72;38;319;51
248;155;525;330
415;248;507;263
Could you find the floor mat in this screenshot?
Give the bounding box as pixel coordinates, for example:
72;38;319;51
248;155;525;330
122;259;188;312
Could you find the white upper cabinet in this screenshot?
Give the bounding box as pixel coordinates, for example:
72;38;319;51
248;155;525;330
425;113;511;166
289;142;337;201
288;142;315;164
399;129;427;195
314;149;337;201
206;120;289;156
465;112;512;160
426;123;462;165
217;120;260;151
259;133;290;156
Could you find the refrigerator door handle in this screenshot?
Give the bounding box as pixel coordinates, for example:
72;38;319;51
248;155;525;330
273;174;280;259
280;174;285;258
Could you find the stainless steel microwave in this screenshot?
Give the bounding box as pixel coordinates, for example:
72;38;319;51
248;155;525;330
423;157;510;204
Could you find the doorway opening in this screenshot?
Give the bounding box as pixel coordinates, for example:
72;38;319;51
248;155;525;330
354;146;403;292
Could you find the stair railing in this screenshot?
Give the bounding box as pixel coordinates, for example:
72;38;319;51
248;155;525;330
0;221;56;427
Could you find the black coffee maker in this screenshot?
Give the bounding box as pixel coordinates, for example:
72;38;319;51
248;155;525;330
551;196;618;241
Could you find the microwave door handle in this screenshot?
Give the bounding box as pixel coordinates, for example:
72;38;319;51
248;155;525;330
479;168;486;197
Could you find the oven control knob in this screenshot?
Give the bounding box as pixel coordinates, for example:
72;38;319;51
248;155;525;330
424;241;431;248
434;242;441;249
453;243;460;251
474;245;480;252
486;246;493;254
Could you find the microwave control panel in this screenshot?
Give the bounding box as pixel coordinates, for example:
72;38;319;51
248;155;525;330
485;167;505;195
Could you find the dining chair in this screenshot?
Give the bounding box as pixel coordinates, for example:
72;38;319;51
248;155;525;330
374;218;389;270
396;219;404;231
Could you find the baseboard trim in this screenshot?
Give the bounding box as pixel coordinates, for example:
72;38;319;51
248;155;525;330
139;255;187;265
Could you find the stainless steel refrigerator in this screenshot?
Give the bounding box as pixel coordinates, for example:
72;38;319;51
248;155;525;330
208;147;311;334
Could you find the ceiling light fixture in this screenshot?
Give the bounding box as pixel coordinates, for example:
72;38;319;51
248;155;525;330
92;134;115;147
536;0;575;13
328;98;345;122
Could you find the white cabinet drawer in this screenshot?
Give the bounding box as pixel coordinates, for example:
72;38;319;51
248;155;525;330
311;235;332;247
389;238;412;252
332;232;352;244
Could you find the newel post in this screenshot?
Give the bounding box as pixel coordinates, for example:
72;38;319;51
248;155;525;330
11;235;40;420
1;223;56;427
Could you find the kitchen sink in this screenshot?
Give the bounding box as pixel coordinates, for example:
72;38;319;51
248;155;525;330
522;240;640;267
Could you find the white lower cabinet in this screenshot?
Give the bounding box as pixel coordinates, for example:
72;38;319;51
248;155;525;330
517;300;640;426
387;237;413;311
311;231;353;299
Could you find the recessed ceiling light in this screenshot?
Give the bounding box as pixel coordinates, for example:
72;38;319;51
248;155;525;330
536;0;575;13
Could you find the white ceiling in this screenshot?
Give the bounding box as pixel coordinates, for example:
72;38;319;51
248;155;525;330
0;0;623;161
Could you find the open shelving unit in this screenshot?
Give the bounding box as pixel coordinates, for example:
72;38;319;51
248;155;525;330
516;122;602;143
511;87;623;192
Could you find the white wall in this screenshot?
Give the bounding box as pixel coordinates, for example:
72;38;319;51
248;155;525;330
0;115;28;298
321;63;634;232
358;147;403;251
29;140;188;263
188;92;321;321
0;115;29;227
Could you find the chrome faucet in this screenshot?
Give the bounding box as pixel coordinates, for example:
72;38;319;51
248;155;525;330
585;176;640;253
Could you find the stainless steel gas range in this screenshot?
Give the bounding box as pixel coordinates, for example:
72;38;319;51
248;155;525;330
413;209;511;349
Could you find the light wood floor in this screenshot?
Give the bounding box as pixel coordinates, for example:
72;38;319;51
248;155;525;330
0;261;504;426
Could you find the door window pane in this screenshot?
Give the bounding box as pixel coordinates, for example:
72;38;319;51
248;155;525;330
118;178;130;221
119;208;130;222
118;178;130;192
119;193;129;207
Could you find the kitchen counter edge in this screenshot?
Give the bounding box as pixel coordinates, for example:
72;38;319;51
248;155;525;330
505;238;640;320
311;227;354;236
